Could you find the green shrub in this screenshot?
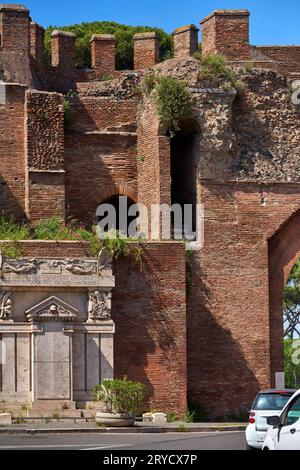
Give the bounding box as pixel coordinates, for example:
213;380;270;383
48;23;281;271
33;217;73;240
94;377;146;416
243;62;254;73
166;412;178;423
156;76;190;135
199;54;246;93
143;72;157;96
102;230;130;260
0;216;30;240
193;51;201;61
0;241;24;259
200;54;227;79
100;74;114;81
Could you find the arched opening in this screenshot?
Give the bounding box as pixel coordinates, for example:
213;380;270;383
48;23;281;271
283;261;300;388
269;209;300;389
96;194;137;237
170;120;199;240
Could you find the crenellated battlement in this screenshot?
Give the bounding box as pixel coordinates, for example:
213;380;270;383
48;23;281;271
0;4;299;91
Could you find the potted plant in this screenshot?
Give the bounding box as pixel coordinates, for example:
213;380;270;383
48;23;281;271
94;377;146;427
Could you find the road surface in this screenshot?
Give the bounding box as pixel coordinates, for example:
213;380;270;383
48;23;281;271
0;431;246;450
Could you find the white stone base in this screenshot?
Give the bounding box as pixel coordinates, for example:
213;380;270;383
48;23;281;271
0;413;12;425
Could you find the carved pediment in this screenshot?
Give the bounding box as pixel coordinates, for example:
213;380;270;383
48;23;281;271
25;296;78;322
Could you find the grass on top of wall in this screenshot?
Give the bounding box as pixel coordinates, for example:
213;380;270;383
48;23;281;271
0;216;101;257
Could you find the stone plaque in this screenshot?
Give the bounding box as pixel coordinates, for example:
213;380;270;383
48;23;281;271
33;322;72;400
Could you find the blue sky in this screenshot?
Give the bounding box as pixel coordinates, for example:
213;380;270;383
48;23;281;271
24;0;300;45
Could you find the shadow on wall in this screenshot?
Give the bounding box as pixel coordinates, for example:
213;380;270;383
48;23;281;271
64;95;138;225
0;175;27;222
187;255;260;419
111;243;187;414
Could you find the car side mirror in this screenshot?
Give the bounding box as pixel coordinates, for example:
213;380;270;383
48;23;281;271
267;415;281;428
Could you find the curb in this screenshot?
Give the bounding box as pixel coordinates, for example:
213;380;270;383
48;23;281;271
0;425;247;435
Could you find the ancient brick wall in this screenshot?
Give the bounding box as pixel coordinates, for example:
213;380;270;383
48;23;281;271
201;10;251;61
186;70;300;416
0;84;27;219
64;85;138;223
134;33;159;70
137;98;171;228
256;46;300;74
25;90;65;222
173;25;199;58
30;22;44;65
91;34;116;76
112;242;187;414
0;4;33;85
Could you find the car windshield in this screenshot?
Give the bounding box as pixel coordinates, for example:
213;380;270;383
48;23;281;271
253;393;293;411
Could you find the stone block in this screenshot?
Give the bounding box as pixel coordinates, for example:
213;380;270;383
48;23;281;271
142;412;153;423
152;413;167;424
0;413;12;425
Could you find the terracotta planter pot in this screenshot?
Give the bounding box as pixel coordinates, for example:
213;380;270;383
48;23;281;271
95;412;135;427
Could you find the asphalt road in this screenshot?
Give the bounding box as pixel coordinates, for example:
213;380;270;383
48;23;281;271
0;431;246;450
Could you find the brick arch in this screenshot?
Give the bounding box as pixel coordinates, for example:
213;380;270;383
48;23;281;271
96;184;138;204
268;209;300;385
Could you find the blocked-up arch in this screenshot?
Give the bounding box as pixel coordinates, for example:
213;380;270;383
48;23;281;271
268;209;300;385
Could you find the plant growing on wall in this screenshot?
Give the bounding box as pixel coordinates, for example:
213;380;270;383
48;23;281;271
63;90;78;130
101;230;130;261
156;76;191;136
199;54;246;92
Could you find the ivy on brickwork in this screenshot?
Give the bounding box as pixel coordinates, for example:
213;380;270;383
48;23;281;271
142;73;191;136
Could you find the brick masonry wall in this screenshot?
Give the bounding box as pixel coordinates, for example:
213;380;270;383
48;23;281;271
256;46;300;74
25;90;64;171
25;89;65;222
1;240;187;414
201;11;250;61
187;182;300;416
137;98;171;230
30;22;45;66
91;35;116;75
0;5;33;85
186;70;300;416
64;94;138;223
112;242;187;414
0;84;27;219
173;26;199;58
134;34;159;70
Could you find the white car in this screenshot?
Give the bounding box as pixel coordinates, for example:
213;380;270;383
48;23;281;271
263;389;300;450
245;389;296;450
